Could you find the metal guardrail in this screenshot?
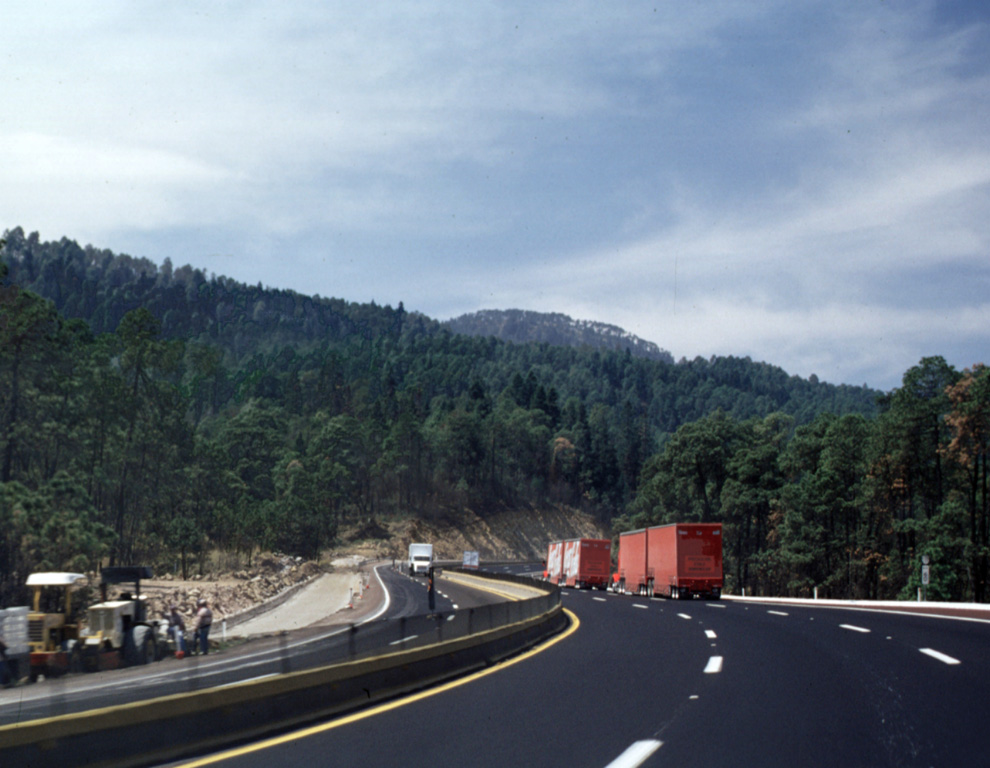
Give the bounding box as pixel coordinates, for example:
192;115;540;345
1;569;566;768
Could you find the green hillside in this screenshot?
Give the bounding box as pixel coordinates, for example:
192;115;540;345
4;228;986;603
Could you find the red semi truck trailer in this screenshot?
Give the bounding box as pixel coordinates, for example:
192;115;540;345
544;538;611;589
613;523;723;599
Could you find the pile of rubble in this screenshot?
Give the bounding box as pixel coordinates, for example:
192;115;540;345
141;555;325;625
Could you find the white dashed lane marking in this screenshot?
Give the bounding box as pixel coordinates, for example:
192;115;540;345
604;739;663;768
840;624;871;633
920;648;961;665
704;656;724;674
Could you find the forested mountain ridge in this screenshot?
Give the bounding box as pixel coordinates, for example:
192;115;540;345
444;308;675;363
0;227;878;429
14;229;989;607
0;228;427;360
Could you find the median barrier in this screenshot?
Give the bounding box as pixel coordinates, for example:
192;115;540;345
0;571;564;768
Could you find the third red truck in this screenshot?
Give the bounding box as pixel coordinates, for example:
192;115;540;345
545;538;611;590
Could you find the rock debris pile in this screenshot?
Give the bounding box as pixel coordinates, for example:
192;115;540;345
138;555;325;624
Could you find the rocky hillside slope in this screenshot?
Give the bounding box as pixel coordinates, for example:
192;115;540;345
331;506;610;563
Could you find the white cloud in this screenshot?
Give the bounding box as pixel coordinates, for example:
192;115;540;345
0;133;236;236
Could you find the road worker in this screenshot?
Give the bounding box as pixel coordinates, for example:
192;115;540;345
166;604;188;656
192;598;213;655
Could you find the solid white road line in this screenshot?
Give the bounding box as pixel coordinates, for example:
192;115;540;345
704;656;724;674
705;629;717;639
919;648;961;665
840;624;871;633
604;739;663;768
216;673;278;689
363;564;391;624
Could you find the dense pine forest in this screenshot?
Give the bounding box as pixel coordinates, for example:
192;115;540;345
2;228;986;604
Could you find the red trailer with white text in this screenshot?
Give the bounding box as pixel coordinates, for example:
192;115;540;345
545;540;565;584
545;538;611;589
561;538;611;589
612;523;722;599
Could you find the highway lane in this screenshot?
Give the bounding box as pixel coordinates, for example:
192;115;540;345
165;587;990;768
686;598;990;766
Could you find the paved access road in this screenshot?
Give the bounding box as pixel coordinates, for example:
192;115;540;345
170;584;990;768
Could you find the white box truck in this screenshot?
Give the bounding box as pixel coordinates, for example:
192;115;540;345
408;543;434;576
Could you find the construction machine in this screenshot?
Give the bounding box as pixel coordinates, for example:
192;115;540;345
25;572;88;681
80;566;164;670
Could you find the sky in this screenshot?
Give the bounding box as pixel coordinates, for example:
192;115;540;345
3;1;988;391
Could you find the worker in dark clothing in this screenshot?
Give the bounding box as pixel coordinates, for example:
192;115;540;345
166;604;188;655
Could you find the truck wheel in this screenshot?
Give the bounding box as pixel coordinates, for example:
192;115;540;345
125;626;156;666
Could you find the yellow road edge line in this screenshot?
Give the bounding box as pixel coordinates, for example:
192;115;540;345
174;608;580;767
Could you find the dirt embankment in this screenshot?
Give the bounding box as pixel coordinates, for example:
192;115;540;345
330;505;610;563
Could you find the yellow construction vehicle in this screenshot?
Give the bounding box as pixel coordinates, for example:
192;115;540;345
26;572;88;681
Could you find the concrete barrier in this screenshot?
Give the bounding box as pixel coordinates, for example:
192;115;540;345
1;574;565;768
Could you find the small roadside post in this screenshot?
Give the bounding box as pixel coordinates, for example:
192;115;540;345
427;566;436;613
921;554;930;602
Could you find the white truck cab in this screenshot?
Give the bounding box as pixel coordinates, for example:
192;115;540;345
408;543;433;576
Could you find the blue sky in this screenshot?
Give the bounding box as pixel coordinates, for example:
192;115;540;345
3;1;988;390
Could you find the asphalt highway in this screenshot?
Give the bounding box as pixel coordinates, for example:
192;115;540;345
162;573;990;768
